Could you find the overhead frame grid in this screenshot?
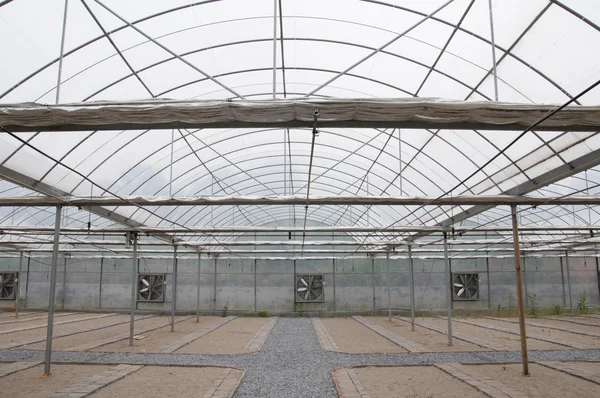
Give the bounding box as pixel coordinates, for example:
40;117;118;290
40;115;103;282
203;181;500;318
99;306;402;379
1;0;600;379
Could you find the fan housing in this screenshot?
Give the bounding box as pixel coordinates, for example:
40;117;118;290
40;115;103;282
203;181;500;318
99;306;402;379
295;275;324;303
138;274;166;302
452;273;479;301
0;272;17;300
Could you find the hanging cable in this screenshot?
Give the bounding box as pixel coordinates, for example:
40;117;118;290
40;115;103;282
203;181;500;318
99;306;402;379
301;109;320;255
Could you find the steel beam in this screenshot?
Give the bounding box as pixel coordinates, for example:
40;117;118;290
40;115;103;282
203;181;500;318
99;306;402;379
129;233;137;346
408;245;415;331
171;245;177;332
2;194;600;207
511;204;529;376
196;253;201;322
443;232;453;346
43;205;61;376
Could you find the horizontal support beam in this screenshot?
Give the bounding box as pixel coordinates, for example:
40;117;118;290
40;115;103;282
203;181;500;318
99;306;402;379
1;224;598;234
1;194;600;207
2;99;600;132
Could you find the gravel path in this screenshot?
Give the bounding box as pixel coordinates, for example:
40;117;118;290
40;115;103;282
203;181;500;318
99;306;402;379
2;318;600;397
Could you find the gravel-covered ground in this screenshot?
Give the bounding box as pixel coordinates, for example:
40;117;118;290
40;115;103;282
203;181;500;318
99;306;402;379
2;317;600;397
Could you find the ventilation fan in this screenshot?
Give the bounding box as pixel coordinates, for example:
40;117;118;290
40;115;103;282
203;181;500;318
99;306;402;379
0;272;17;300
296;275;324;303
138;274;165;302
452;273;479;301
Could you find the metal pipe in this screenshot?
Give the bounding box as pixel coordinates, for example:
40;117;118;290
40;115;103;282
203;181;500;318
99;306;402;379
408;245;415;331
387;252;391;321
98;257;103;309
510;204;529;376
254;258;257;312
55;0;69;103
560;256;566;306
15;252;23;318
486;256;491;309
213;258;217;313
25;256;30;305
61;257;67;309
196;253;201;322
129;233;137;346
487;0;499;101
171;245;177;331
272;0;277;98
372;257;376;311
523;254;528;306
565;250;574;317
443;232;452;346
43;205;62;376
332;258;336;313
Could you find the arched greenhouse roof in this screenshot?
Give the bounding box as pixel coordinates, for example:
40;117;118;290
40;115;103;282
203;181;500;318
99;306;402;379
1;0;600;253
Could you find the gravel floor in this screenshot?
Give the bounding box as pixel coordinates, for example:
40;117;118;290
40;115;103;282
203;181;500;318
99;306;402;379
2;317;600;397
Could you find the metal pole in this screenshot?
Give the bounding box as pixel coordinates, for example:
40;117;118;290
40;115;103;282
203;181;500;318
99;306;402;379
486;256;491;309
332;258;336;313
98;257;103;309
272;0;277;98
387;252;391;321
487;0;499;101
16;252;23;318
408;245;415;331
523;254;528;307
129;233;137;347
43;205;62;376
171;245;177;331
25;256;30;304
55;0;69;104
61;257;67;309
196;253;201;322
560;257;566;306
213;258;217;313
254;259;257;312
443;232;453;345
372;257;376;311
510;204;529;376
293;259;296;312
565;251;574;317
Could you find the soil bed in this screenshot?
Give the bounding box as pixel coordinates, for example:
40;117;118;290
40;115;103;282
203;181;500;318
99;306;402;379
320;317;407;354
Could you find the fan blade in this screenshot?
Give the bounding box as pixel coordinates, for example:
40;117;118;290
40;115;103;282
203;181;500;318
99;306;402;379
304;290;310;300
297;287;308;292
457;288;465;296
140;287;149;293
141;279;150;286
453;283;463;287
300;278;308;286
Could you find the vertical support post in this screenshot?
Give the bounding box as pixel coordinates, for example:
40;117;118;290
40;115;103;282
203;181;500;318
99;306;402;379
25;256;31;303
98;257;104;309
565;251;574;317
169;129;174;197
272;0;277;98
55;0;69;104
129;233;137;347
213;258;217;313
43;205;62;376
371;257;376;311
332;259;336;313
16;252;23;318
171;245;177;332
486;256;491;309
61;257;67;309
254;259;257;312
408;245;415;331
196;253;201;322
387;252;391;321
523;254;528;306
487;0;499;101
510;204;529;376
443;232;453;346
560;257;566;306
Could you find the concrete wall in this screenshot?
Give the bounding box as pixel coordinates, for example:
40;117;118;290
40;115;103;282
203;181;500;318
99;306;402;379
0;254;598;314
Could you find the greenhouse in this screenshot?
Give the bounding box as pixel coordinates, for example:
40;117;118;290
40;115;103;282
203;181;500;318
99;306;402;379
1;1;600;397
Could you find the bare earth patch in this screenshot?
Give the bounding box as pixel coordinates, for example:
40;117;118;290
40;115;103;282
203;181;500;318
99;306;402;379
465;363;600;397
0;312;82;331
355;365;485;398
24;315;166;350
0;364;111;398
467;317;600;348
90;366;242;398
90;316;199;353
369;317;484;352
418;317;564;350
175;317;268;354
320;317;407;353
